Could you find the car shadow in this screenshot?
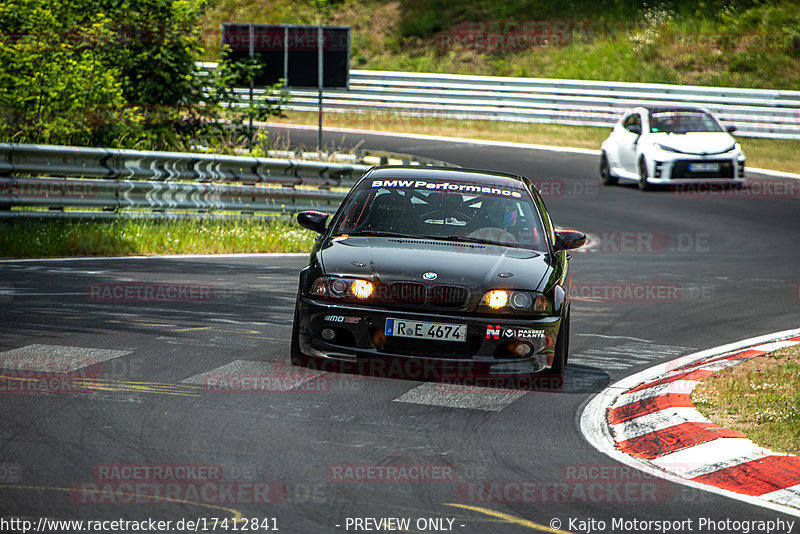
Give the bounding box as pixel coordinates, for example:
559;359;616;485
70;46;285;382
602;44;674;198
292;356;611;395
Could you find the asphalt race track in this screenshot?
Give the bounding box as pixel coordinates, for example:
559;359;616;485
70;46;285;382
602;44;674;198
1;125;799;532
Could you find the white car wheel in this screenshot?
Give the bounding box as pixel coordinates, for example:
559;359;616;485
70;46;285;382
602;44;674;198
638;157;653;191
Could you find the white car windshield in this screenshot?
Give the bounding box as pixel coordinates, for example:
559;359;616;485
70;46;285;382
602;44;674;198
649;111;723;134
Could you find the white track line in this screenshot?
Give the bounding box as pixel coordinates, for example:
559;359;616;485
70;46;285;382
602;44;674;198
650;438;775;478
610;408;712;442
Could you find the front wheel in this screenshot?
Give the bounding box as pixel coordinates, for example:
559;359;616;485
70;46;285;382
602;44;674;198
290;301;308;367
550;308;570;377
600;152;617;185
638;157;653;191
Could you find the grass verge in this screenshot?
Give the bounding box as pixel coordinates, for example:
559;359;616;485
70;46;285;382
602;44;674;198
0;218;317;259
201;1;800;91
271;112;800;175
692;344;800;456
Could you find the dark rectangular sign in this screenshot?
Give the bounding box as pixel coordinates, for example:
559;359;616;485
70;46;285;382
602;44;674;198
222;23;350;88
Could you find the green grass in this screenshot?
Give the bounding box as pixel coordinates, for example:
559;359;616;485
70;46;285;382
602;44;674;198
0;218;317;258
693;345;800;456
202;0;800;90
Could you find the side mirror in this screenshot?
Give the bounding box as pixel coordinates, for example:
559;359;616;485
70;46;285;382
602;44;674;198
726;125;737;134
554;229;587;252
629;124;642;135
297;210;329;234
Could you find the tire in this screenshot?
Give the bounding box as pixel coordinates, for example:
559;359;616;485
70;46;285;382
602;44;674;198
600;152;617;185
562;307;571;367
289;301;308;367
550;309;569;377
638;157;653;191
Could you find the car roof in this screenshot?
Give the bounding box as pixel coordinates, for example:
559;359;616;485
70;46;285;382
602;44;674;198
364;165;530;190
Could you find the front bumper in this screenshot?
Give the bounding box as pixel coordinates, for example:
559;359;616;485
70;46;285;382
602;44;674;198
648;155;746;183
295;297;562;375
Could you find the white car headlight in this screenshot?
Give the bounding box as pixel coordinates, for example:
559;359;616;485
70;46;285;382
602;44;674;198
655;143;680;153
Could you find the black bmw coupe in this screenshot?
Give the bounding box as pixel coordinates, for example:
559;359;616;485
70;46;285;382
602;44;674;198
291;166;585;379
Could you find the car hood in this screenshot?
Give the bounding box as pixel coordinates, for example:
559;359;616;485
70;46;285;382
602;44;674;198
318;236;552;291
649;132;737;155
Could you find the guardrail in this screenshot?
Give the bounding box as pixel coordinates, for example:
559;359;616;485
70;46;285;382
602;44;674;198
0;143;373;219
198;63;800;139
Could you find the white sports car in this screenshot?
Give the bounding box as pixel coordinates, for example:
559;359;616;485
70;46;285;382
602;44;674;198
600;106;746;190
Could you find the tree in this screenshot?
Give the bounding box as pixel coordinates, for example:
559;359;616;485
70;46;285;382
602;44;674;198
0;0;140;146
0;0;287;150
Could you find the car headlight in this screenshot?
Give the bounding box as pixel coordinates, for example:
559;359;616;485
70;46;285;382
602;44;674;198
479;290;551;314
312;277;375;301
486;290;508;309
352;279;374;299
655;143;680;153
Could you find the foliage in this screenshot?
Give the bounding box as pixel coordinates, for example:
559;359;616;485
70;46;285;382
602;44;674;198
194;55;289;151
0;0;138;146
0;0;287;150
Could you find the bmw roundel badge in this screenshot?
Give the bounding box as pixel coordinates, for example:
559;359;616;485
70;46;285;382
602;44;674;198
422;272;438;280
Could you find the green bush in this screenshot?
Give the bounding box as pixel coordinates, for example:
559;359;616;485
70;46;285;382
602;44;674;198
0;0;287;150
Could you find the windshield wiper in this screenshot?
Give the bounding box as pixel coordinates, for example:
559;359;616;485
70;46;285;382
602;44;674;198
446;235;509;246
344;230;415;238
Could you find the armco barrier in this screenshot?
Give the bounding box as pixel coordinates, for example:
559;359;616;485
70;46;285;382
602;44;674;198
198;64;800;140
0;143;371;218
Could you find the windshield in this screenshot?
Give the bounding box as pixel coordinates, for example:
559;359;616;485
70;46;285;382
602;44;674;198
332;177;546;250
649;111;723;134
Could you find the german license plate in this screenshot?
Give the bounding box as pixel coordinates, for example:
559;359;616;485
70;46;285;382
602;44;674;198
689;162;720;172
385;318;466;342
